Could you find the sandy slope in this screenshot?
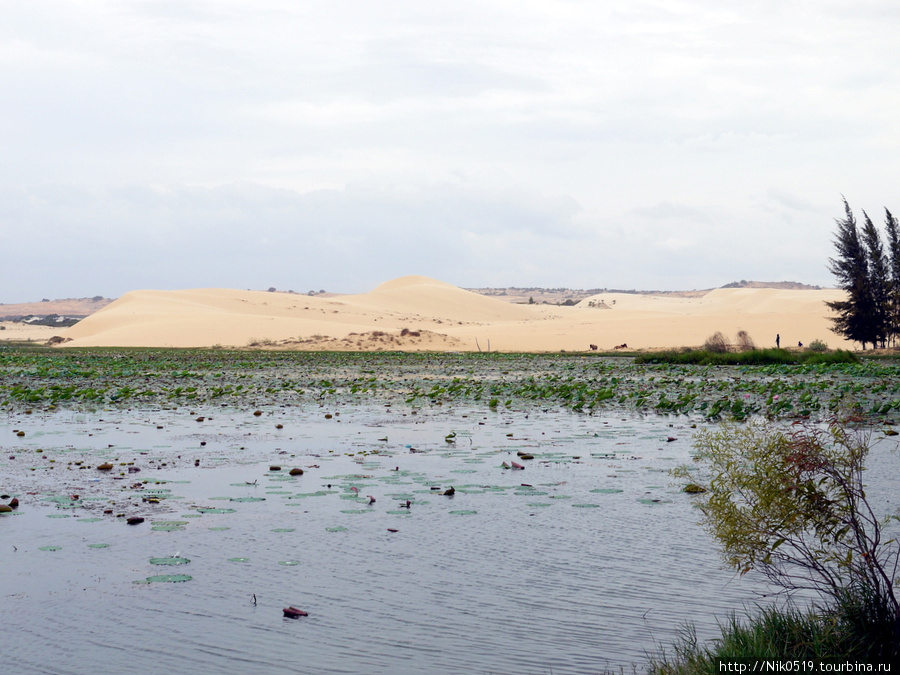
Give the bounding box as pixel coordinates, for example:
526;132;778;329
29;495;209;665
56;275;850;351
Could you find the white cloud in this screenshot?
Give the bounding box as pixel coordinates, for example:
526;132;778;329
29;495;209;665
3;1;900;300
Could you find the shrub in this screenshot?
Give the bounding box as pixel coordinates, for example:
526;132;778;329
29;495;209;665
807;339;829;352
735;330;755;351
672;418;900;657
702;331;728;353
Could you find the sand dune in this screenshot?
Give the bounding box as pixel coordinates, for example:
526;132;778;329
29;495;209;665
56;276;851;351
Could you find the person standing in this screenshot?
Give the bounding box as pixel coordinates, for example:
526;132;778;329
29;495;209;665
776;334;780;348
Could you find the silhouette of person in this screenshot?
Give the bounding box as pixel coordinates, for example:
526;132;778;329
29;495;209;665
776;334;780;348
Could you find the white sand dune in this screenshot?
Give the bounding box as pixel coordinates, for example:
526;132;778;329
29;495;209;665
56;276;851;351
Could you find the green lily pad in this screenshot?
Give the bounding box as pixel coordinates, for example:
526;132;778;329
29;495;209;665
77;517;103;523
227;557;250;563
572;503;601;508
88;543;110;549
278;560;301;566
340;509;374;514
590;488;623;494
271;528;295;533
526;503;552;507
135;574;192;584
39;545;61;551
208;526;230;531
195;508;236;514
229;497;266;502
325;526;348;532
449;510;477;515
149;556;191;565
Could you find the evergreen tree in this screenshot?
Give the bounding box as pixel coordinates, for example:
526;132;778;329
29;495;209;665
861;210;891;347
826;199;879;348
884;208;900;346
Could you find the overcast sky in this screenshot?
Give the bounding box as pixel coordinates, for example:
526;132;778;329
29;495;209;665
3;1;900;302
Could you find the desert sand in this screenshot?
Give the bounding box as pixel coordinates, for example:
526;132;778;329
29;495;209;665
47;275;851;352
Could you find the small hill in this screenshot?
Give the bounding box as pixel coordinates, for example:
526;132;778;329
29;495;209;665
0;296;113;320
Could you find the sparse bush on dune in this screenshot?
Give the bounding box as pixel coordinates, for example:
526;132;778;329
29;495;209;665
735;330;755;351
703;331;728;353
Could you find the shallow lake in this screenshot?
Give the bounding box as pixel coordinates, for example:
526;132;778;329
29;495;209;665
0;399;812;675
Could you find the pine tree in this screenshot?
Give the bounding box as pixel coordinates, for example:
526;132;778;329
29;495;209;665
861;210;891;347
826;199;880;349
884;208;900;346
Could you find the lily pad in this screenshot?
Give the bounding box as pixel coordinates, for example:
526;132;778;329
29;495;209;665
449;510;477;515
208;526;230;531
227;557;250;563
77;518;103;523
88;543;110;549
229;497;266;502
195;508;236;514
278;560;301;566
38;545;61;551
135;574;192;584
271;528;295;533
590;488;623;494
572;503;601;508
325;526;348;532
149;556;191;565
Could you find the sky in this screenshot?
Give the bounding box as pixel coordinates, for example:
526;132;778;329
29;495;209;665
3;1;900;302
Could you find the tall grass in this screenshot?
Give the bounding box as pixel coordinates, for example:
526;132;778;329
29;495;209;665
648;594;899;674
635;348;858;366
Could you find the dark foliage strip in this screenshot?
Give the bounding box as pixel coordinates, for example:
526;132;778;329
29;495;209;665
1;348;900;422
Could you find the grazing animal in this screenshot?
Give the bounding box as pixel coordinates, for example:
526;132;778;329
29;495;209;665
589;344;598;351
613;343;628;350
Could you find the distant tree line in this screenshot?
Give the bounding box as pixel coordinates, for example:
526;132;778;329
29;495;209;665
827;198;900;349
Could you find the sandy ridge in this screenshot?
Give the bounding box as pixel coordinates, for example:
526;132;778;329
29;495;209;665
47;275;851;352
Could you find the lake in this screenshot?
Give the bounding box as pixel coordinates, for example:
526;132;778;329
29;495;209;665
3;401;781;674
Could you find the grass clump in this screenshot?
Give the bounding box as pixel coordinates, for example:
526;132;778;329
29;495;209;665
649;596;898;673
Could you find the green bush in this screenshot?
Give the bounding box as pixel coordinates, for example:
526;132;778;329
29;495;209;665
662;418;900;668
